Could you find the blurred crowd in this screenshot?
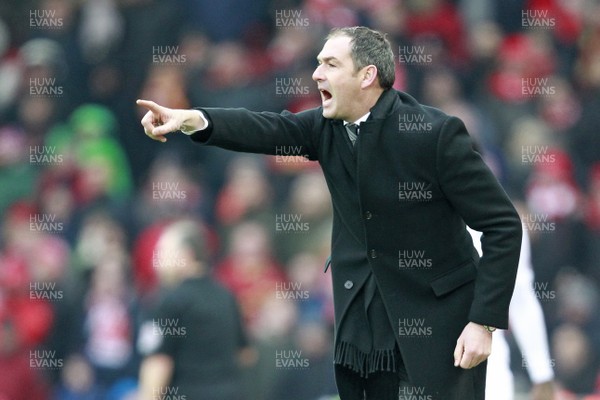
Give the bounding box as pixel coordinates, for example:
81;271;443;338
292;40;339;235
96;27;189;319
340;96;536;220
0;0;599;399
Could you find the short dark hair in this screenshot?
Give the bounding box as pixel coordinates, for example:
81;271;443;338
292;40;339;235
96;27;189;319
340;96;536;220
168;219;208;264
327;26;395;90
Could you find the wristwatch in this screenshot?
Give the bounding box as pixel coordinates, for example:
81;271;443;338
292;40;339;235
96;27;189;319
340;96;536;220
483;325;496;333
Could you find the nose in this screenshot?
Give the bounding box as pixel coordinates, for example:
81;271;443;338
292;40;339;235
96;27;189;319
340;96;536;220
312;64;323;82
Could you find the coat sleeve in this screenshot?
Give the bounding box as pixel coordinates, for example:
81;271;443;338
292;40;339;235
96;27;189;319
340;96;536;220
189;107;321;160
436;116;522;329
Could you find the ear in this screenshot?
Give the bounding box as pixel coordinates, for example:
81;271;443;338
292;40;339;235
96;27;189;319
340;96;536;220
360;65;378;89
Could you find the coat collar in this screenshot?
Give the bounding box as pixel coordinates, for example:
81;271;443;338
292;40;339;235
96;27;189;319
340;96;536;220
369;88;400;121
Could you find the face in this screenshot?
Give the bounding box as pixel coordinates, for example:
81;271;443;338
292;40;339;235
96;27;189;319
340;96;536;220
312;35;365;121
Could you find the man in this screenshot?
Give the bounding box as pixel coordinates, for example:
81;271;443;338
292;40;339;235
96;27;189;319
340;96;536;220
137;26;522;399
137;219;251;400
470;227;555;400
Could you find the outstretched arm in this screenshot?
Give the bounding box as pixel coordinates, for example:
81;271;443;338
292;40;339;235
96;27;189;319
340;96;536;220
136;99;321;159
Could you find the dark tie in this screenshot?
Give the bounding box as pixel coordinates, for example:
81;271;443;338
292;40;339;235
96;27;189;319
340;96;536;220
345;123;359;146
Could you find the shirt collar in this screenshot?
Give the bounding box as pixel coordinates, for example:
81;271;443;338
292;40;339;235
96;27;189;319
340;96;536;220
344;112;370;126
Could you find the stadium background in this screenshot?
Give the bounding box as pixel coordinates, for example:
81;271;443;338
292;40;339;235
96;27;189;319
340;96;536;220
0;0;599;398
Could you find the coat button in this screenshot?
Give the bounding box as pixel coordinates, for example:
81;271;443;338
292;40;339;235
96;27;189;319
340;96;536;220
344;280;353;289
370;249;377;259
364;211;372;220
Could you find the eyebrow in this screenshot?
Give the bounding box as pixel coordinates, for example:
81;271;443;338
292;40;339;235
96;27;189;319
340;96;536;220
317;56;340;63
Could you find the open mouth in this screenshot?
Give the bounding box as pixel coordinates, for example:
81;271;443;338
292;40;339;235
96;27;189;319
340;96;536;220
319;89;333;104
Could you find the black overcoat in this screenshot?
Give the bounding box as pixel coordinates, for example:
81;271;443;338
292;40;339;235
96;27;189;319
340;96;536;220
191;89;522;398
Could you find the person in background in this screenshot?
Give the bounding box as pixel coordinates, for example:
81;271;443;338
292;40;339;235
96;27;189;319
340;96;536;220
137;219;252;400
469;226;556;400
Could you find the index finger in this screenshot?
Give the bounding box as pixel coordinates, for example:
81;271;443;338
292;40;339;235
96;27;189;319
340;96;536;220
136;99;162;113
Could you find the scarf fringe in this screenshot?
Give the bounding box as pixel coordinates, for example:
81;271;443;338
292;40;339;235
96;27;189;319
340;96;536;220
334;341;396;378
